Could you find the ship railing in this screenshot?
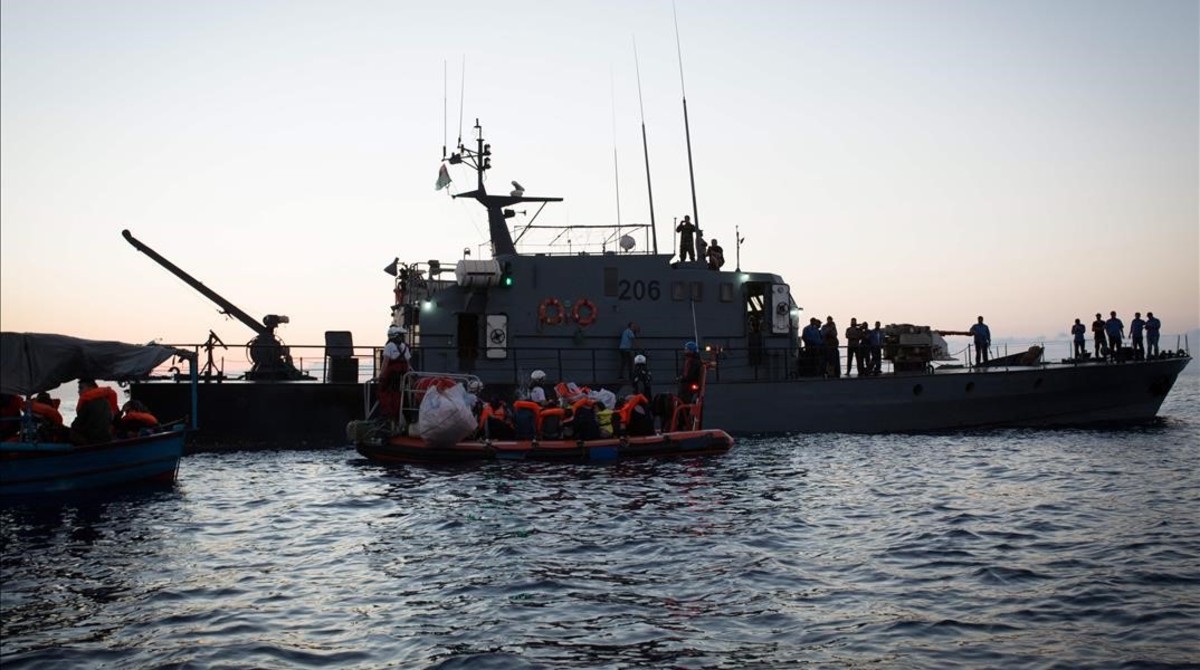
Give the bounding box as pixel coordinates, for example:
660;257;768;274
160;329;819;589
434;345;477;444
132;334;1191;387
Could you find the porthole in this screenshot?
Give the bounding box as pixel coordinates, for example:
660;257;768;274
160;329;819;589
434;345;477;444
913;384;924;396
1033;378;1043;389
965;382;975;393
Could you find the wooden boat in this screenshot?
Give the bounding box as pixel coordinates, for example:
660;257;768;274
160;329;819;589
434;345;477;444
352;359;734;464
1;428;189;497
1;332;197;498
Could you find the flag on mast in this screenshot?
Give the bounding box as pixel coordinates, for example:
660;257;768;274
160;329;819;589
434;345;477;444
435;164;452;190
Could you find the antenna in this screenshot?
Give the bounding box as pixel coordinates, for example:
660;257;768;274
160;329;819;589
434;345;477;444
457;56;466;149
442;60;448;160
673;2;701;239
735;224;746;271
633;36;659;255
611;68;622;232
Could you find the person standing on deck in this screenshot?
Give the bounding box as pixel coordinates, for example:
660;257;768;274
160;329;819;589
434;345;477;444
845;318;863;376
1129;312;1146;360
631;354;653;399
821;316;840;378
378;325;412;424
705;239;724;270
675;216;696;262
1145;312;1161;358
969;316;991;366
868;321;884;374
1105;311;1124;360
618;321;638;380
1092;313;1107;358
1071;318;1087;359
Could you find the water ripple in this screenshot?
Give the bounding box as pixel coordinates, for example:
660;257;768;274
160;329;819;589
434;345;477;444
3;374;1199;668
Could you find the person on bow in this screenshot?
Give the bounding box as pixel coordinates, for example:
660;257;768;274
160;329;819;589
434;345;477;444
1071;318;1087;359
1145;312;1161;358
969;316;991;366
1105;311;1124;361
1129;312;1146;360
1091;313;1107;358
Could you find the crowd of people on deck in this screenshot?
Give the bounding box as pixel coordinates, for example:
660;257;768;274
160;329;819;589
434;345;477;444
1083;310;1164;362
799;316;885;378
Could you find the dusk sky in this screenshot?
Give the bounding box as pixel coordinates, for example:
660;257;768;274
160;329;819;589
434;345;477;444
2;0;1197;363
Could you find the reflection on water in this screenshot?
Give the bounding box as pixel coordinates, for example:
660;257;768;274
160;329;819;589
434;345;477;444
2;375;1198;668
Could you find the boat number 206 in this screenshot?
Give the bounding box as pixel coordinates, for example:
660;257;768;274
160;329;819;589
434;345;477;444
617;279;661;301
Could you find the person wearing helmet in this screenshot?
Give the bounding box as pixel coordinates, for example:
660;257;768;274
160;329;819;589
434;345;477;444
632;354;652;399
528;369;549;405
377;324;412;423
677;341;703;403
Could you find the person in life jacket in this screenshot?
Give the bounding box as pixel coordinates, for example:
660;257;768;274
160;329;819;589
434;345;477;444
114;399;160;438
71;378;117;445
377;325;412;422
24;392;68;442
617;394;654;436
478;397;515;440
677;341;703;403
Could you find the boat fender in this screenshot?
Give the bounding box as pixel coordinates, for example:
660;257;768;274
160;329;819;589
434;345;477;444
572;298;597;327
539;298;565;326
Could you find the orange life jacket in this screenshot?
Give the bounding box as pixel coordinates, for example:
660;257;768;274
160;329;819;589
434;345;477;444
24;400;64;426
121;411;159;428
78;386;119;415
617;394;649;426
478;403;509;430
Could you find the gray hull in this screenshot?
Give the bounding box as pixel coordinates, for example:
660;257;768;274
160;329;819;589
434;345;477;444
702;358;1190;434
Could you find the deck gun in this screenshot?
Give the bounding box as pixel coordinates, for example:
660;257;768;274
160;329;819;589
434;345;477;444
122;229;308;381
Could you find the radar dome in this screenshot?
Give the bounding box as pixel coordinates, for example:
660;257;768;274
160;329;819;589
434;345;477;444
619;235;636;251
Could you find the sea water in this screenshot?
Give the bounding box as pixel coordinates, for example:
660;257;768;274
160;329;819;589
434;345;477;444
2;370;1197;669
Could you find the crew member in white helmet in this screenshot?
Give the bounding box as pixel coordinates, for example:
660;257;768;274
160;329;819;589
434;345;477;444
378;325;411;422
528;369;550;406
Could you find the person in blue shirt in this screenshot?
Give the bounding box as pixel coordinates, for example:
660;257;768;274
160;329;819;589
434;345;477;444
798;318;824;377
1145;312;1161;358
618;321;638;379
868;321;884;374
1104;311;1124;360
969;316;991;365
1129;312;1146;360
1071;318;1087;359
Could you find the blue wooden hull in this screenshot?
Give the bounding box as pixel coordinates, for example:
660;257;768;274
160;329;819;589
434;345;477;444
0;429;186;498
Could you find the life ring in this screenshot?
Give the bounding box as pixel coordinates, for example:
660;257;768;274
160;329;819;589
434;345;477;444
539;298;565;325
573;298;597;327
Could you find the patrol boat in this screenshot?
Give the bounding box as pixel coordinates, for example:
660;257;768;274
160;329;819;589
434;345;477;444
380;120;1191;435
